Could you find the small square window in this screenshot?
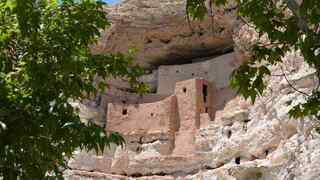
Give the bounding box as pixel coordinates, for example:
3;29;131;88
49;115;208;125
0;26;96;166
183;87;187;93
122;109;128;115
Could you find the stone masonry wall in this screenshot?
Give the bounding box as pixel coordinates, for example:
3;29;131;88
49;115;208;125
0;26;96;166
66;0;320;178
106;95;176;136
157;52;238;94
67;52;320;180
158;52;239;111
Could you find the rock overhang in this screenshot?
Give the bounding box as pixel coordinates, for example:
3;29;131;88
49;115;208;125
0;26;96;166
91;0;238;68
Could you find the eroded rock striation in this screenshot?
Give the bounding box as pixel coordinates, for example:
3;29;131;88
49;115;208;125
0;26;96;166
91;0;237;68
66;0;320;179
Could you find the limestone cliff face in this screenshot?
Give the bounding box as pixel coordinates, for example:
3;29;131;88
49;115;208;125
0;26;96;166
65;1;320;180
91;0;237;68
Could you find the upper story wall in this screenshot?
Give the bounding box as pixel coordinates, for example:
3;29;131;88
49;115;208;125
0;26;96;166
174;78;215;131
157;52;238;94
105;78;215;136
158;52;239;110
81;76;168;127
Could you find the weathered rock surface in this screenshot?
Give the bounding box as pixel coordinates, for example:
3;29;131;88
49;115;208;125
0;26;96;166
66;0;320;180
66;51;320;180
91;0;237;68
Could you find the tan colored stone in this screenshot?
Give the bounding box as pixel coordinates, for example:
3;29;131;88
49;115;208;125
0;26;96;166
91;0;237;68
67;1;320;178
68;51;320;180
106;95;176;136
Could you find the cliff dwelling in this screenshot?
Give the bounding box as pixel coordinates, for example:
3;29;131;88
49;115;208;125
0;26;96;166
66;0;320;179
106;78;215;155
69;50;247;177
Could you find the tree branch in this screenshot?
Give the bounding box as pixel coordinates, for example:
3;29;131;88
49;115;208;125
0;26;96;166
281;67;310;96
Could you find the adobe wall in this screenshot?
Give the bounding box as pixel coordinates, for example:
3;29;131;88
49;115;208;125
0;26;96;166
89;52;237;127
106;95;177;136
82;74;160;127
100;76;164;104
174;79;199;131
196;79;215;120
98;76;168;113
105;78;215;136
158;52;240;110
157;52;238;93
172;78;215;155
174;78;215;131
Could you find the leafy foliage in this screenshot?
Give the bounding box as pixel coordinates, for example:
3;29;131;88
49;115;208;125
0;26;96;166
187;0;320;119
0;0;148;179
186;0;207;21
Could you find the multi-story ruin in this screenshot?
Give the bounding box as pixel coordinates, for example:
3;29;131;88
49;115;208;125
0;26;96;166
106;78;215;155
100;52;240;157
68;51;244;176
66;0;320;179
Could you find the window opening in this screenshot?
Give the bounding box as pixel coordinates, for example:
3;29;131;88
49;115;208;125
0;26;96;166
235;157;241;164
227;130;232;138
203;84;208;103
